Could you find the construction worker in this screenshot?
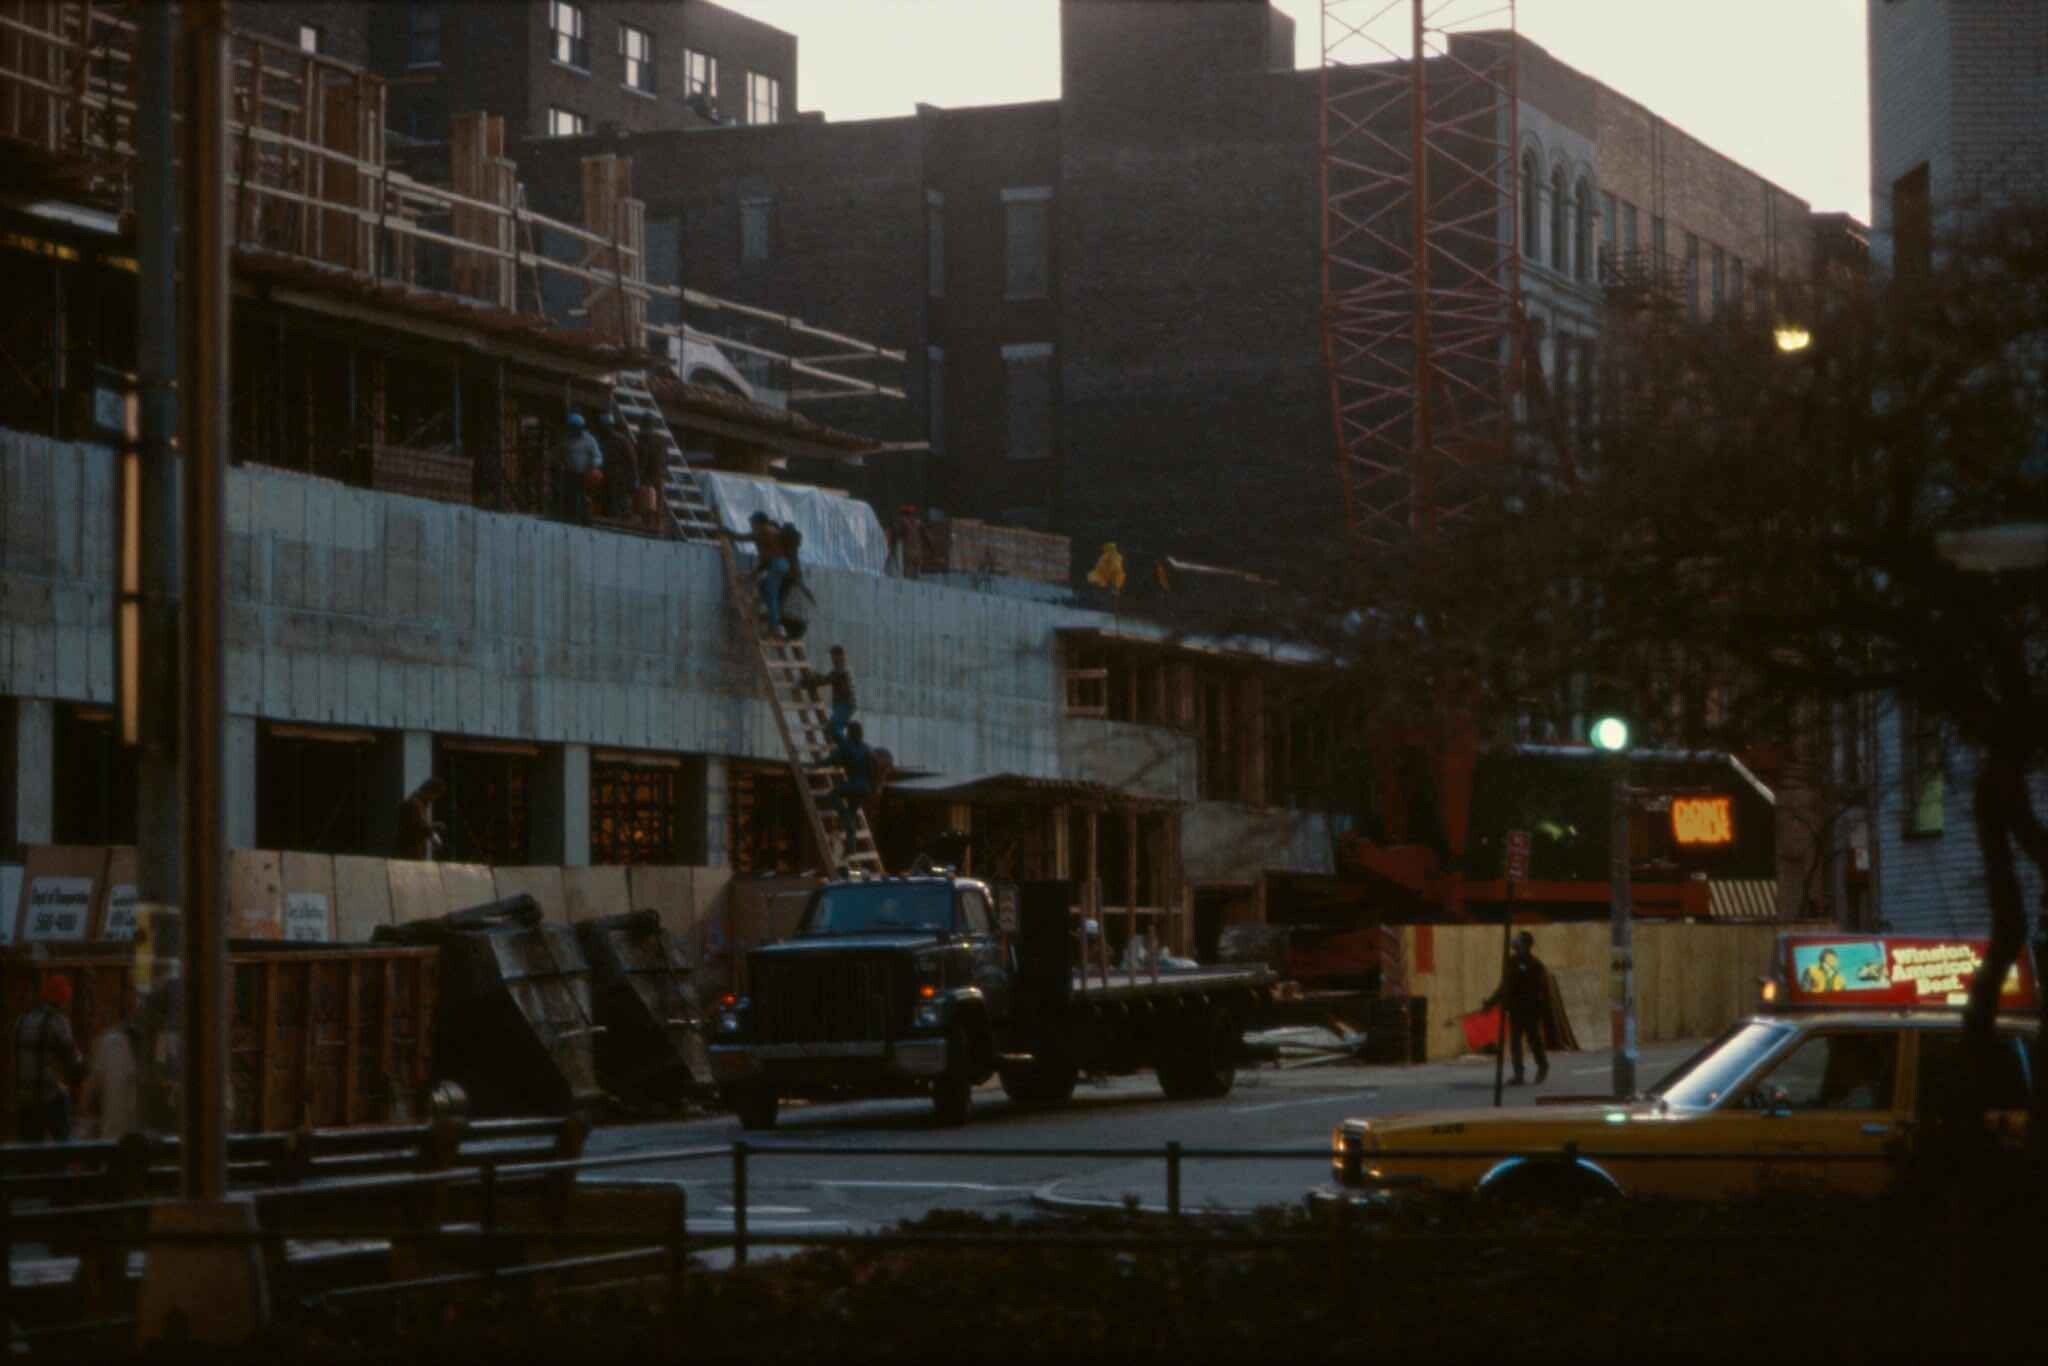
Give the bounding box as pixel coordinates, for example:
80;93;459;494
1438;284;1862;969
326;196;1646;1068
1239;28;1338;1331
720;511;791;636
596;411;639;517
558;411;603;526
13;974;86;1141
397;776;449;861
829;721;877;833
803;644;857;743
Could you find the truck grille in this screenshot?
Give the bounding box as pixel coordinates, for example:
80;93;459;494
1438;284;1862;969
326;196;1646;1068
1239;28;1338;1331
751;954;910;1044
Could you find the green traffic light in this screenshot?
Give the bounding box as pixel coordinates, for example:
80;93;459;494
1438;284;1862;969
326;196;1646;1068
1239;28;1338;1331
1590;716;1630;752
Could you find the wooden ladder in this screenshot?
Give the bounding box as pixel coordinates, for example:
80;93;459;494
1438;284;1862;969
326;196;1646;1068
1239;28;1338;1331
612;371;884;877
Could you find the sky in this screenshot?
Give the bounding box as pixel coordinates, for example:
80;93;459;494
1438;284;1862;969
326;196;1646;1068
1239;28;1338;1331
713;0;1872;221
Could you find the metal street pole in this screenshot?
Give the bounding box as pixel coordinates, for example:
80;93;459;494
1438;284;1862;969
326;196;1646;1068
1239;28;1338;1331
1609;771;1637;1099
135;0;181;991
177;0;231;1201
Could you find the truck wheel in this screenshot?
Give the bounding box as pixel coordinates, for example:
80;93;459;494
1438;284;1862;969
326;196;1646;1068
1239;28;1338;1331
999;1055;1078;1107
730;1087;779;1131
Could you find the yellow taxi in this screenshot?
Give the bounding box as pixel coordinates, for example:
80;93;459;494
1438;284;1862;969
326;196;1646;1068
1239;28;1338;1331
1319;934;2038;1206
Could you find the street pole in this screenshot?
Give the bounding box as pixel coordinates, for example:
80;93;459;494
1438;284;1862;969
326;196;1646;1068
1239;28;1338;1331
135;0;181;1003
177;0;231;1201
1609;771;1637;1099
1492;891;1509;1107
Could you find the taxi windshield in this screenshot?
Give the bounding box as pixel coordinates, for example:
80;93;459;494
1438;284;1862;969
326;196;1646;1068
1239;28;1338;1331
1650;1020;1793;1109
798;885;954;937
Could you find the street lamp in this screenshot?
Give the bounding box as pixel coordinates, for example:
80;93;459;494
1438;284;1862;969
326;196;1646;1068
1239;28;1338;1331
1773;324;1813;354
1591;714;1638;1098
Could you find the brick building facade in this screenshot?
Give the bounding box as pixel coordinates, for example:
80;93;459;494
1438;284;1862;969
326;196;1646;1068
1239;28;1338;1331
355;0;797;145
510;2;1821;579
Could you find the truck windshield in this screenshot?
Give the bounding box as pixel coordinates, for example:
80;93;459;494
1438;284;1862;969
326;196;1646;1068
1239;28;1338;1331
1650;1020;1793;1109
799;885;955;937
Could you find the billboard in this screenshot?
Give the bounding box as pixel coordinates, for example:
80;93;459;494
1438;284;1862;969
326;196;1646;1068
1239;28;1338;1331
1779;935;2036;1010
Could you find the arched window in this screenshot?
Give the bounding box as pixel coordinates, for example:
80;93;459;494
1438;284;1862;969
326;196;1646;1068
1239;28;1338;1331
1520;150;1541;260
1574;176;1593;282
1549;164;1568;273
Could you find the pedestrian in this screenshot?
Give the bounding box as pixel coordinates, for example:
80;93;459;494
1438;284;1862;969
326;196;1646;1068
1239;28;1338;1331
79;1004;143;1143
557;410;603;526
720;511;792;637
397;776;449;861
802;644;857;743
12;973;86;1142
596;411;639;518
1484;930;1551;1085
828;720;877;835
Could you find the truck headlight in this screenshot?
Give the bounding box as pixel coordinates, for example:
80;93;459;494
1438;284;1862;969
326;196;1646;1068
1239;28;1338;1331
913;1002;944;1030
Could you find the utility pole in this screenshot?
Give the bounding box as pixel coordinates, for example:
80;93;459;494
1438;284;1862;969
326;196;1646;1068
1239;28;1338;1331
133;0;180;996
177;0;231;1201
1590;716;1636;1099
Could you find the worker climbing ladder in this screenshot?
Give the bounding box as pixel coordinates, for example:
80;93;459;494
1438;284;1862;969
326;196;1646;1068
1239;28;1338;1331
611;370;885;876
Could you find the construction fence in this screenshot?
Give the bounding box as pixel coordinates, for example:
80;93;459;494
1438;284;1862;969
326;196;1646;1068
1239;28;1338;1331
1400;919;1829;1062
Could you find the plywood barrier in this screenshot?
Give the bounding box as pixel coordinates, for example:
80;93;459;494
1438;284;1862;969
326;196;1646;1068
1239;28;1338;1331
280;851;337;942
333;855;394;941
1404;920;1825;1061
440;862;497;915
229;850;285;940
627;865;690;940
387;860;446;926
564;866;631;923
493;866;567;923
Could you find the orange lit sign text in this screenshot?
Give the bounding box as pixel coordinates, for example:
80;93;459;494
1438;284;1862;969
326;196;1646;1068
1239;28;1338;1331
1670;796;1734;846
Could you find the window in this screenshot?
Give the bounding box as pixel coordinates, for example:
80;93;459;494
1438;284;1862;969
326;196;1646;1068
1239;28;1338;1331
1572;177;1593;282
1903;705;1944;837
1651;215;1667;267
740;194;772;264
53;705;138;846
1601;191;1617;251
926;190;945;297
685;49;717;99
1575;340;1597;438
746;71;780;124
299;23;322;54
1621;201;1638;253
256;725;377;856
439;740;537;865
960;889;994;936
1548;164;1568;272
1751;1033;1897;1112
546;106;587;138
1004;187;1051;299
927;345;945;455
1710;245;1725;311
1685;233;1701;320
548;0;588;70
1003;343;1053;461
407;2;441;66
591;755;683;864
1917;1034;2032;1122
1520;150;1541;258
619;22;654;93
1730;257;1745;314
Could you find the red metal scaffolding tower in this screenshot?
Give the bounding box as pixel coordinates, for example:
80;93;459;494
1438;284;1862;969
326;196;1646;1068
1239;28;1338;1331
1320;0;1524;551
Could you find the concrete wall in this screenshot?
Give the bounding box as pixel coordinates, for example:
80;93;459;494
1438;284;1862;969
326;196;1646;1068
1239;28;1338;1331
1400;920;1814;1062
1181;801;1334;884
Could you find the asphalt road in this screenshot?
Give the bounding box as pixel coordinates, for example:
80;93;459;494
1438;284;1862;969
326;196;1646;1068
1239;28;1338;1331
583;1037;1710;1248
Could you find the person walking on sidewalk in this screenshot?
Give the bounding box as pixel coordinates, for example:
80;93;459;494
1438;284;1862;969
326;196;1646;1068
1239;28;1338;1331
803;644;857;743
12;974;86;1141
1484;931;1550;1086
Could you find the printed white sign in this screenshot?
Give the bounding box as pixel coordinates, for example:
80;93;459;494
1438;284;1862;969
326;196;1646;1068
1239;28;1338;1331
0;865;21;946
284;892;331;943
102;883;140;942
23;876;94;942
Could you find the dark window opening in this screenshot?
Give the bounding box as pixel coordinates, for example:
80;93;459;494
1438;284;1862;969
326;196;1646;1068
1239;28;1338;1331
53;705;138;846
257;725;376;855
1893;162;1932;281
591;756;683;865
731;761;808;873
438;741;535;865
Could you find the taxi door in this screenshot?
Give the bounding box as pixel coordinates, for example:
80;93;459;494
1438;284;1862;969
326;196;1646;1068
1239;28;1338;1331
1736;1028;1907;1197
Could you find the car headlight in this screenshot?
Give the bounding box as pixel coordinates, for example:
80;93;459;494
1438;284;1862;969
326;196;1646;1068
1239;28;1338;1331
717;1010;743;1035
913;1002;944;1030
